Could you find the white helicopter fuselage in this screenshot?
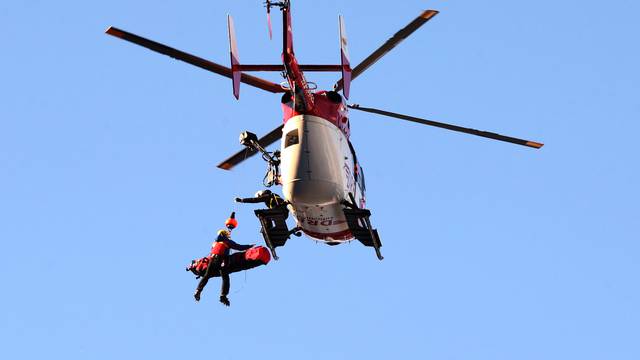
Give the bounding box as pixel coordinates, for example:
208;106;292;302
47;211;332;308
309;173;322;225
280;114;366;243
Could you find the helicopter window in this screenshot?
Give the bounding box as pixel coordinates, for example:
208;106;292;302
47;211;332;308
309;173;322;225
285;129;299;148
357;165;366;191
347;140;357;164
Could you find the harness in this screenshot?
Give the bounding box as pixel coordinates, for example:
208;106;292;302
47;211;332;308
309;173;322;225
211;240;230;256
268;194;284;209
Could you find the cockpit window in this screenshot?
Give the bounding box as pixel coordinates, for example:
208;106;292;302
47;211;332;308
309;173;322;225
285;129;299;148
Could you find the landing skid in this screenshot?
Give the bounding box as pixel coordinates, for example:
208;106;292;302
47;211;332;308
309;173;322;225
342;193;384;260
254;207;300;260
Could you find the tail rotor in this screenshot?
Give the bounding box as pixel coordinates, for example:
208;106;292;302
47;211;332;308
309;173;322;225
264;1;288;40
266;1;273;40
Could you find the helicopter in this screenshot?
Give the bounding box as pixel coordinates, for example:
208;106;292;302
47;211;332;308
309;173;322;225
106;1;543;261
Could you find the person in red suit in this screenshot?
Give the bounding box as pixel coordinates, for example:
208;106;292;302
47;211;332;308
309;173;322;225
193;214;253;306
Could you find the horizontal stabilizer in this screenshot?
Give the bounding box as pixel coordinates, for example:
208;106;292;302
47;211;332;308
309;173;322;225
236;64;343;72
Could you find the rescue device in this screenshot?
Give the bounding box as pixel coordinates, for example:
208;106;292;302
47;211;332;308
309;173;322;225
186;246;272;278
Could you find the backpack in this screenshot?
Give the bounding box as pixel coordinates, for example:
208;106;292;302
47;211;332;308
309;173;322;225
186;256;211;278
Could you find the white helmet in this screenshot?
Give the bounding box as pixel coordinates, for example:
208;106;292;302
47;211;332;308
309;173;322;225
255;189;272;198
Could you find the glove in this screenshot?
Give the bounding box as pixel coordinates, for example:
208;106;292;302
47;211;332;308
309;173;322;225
234;197;242;203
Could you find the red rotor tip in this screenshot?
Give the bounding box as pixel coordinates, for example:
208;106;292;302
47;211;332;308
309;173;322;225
526;141;544;149
105;26;124;38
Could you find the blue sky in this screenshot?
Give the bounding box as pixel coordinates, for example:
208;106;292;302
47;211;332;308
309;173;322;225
1;0;639;359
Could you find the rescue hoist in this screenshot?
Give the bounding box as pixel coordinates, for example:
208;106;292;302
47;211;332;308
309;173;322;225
239;131;281;187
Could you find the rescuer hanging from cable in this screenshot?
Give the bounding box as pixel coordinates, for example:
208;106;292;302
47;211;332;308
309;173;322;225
193;212;253;307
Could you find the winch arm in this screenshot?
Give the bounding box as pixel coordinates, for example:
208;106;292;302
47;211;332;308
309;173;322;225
217;125;284;170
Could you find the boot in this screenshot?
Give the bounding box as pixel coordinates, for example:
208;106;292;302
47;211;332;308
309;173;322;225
194;289;202;302
219;295;230;307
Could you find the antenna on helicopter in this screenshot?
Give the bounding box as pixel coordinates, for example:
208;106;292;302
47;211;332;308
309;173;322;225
264;1;288;40
265;1;273;40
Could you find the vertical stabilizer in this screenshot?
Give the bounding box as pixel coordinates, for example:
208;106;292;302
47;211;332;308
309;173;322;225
339;15;352;99
228;15;241;99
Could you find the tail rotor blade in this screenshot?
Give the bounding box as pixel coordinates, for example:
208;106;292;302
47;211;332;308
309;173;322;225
348;104;544;149
228;15;242;99
335;10;438;92
267;7;273;40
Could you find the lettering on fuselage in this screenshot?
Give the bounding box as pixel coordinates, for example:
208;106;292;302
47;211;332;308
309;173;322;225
299;216;346;227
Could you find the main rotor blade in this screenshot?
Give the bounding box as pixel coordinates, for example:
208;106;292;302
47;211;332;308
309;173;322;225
334;10;438;92
348;104;544;149
105;26;284;93
217;124;284;170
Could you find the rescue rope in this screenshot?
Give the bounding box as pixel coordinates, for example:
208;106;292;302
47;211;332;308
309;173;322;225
232;270;248;295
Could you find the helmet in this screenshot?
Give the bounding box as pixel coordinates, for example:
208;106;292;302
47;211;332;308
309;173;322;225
225;212;238;230
255;189;272;198
217;229;231;240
